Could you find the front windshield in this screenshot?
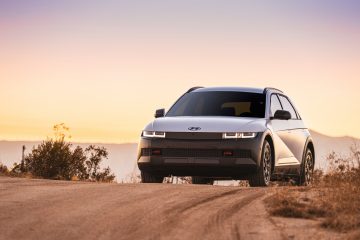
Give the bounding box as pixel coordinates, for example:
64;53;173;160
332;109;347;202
166;91;266;118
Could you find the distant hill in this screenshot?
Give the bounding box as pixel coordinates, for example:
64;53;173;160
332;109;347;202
0;130;358;180
309;130;358;169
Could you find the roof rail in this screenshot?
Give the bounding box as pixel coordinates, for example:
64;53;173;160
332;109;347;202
186;86;204;93
263;87;283;94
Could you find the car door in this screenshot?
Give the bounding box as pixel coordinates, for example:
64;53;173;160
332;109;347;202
269;94;296;169
277;95;307;167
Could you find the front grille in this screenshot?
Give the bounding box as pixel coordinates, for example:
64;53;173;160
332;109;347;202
163;149;220;157
141;148;251;158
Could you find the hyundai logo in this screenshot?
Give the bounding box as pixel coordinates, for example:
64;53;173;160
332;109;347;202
188;127;201;131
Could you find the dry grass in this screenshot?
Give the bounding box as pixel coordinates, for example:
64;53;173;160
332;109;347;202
266;145;360;233
0;162;8;175
0;162;33;178
266;187;328;219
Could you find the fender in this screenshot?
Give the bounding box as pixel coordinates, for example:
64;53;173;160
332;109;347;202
302;136;315;164
257;129;274;167
299;136;315;175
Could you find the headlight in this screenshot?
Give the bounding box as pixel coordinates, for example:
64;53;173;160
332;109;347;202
142;131;166;138
222;132;257;139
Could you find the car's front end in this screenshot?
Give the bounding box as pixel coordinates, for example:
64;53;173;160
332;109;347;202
137;127;266;179
137;87;269;180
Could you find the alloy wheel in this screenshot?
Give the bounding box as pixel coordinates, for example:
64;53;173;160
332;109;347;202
304;151;313;185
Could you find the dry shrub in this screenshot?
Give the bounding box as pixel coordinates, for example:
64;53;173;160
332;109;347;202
266;188;328;219
0;162;34;179
318;147;360;231
266;143;360;233
1;124;116;183
0;162;9;175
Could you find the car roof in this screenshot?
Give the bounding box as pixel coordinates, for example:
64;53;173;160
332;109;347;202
191;87;283;94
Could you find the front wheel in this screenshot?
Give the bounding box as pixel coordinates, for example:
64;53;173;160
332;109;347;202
141;171;164;183
248;140;272;187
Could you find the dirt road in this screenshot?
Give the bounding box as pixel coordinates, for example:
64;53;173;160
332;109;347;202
0;177;341;240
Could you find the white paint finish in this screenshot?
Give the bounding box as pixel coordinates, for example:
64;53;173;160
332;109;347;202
144;116;268;133
277;157;300;166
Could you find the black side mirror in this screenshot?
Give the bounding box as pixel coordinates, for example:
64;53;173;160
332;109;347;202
154;108;165;118
273;110;291;120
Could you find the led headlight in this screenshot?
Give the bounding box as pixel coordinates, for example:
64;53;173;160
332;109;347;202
222;132;238;139
142;131;166;138
222;132;257;139
241;132;257;138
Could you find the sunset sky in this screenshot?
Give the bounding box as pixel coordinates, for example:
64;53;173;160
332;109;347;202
1;0;360;143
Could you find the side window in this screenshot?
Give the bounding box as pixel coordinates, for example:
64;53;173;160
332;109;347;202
270;94;282;117
278;95;298;119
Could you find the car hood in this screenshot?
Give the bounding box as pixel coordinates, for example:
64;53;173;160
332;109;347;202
144;116;267;133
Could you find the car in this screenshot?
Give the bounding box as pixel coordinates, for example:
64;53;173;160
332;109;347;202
137;87;315;187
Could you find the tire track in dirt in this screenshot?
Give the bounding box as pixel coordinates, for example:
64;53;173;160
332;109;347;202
203;190;266;239
166;188;245;214
159;188;268;240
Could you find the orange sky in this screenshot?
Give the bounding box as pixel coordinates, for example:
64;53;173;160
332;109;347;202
1;1;360;143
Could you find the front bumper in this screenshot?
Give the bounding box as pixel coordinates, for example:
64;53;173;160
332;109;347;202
137;132;264;178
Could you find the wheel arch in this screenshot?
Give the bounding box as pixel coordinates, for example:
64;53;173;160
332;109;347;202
306;139;315;167
301;136;315;168
264;133;275;174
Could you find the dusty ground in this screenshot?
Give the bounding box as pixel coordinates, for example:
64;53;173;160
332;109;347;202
0;177;345;240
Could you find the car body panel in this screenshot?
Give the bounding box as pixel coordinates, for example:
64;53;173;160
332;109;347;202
144;116;267;133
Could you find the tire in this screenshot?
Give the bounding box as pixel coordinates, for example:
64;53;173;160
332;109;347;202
141;171;164;183
297;148;314;186
192;177;214;185
248;140;272;187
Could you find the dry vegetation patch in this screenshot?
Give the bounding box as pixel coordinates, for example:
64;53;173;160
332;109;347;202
266;146;360;233
266;187;328;219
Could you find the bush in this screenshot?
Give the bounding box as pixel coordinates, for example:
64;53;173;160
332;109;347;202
23;124;115;182
0;162;9;175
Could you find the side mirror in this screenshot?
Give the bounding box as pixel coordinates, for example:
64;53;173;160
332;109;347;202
273;110;291;120
154;108;165;118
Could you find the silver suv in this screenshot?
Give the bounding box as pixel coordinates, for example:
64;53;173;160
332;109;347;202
137;87;315;187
